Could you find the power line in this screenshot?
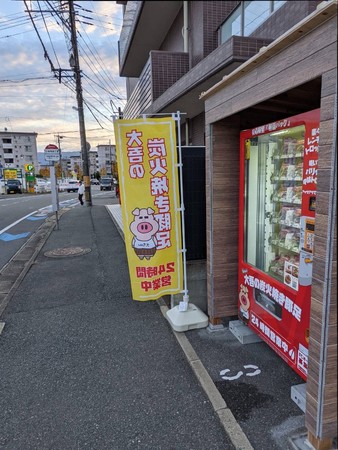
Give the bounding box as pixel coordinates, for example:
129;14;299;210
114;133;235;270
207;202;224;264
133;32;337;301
37;0;61;68
23;0;57;75
68;0;91;205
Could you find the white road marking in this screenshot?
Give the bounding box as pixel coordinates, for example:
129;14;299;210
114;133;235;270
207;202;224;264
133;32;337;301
243;365;261;377
220;369;244;380
220;365;261;380
0;211;38;235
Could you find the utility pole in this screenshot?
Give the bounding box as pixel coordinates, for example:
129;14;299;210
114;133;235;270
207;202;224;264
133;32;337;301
109;139;112;176
68;0;92;206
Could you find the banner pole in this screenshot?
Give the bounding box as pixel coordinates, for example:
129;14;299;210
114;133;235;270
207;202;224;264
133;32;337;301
174;112;189;308
165;112;208;330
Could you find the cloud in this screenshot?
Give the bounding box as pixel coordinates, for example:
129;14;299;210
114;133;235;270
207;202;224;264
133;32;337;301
0;0;126;152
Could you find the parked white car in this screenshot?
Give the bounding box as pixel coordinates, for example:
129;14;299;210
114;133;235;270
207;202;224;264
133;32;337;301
34;179;51;193
58;179;80;193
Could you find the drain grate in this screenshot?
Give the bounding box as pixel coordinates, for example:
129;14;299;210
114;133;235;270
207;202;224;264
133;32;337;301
44;247;91;258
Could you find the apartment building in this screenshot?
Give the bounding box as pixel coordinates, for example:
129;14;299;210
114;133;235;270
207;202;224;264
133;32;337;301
88;149;99;178
0;130;38;182
116;2;337;448
96;143;116;176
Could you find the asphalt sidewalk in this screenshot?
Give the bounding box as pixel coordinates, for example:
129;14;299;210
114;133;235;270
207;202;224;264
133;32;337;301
0;198;314;450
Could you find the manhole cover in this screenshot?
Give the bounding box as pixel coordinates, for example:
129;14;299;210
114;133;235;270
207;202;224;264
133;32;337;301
44;247;92;258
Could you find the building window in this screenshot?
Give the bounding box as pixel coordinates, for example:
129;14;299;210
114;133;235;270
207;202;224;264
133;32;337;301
244;1;270;36
220;0;286;43
221;4;241;41
4;158;14;164
4;149;13;154
2;138;11;144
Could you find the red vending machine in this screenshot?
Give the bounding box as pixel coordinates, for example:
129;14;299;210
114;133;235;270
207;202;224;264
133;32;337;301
238;109;320;380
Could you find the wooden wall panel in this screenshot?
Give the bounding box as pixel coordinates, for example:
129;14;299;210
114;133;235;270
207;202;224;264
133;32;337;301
305;66;337;441
206;117;240;319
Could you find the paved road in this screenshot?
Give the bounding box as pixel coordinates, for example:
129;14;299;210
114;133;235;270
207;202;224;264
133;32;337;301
0;198;237;450
0;188;114;269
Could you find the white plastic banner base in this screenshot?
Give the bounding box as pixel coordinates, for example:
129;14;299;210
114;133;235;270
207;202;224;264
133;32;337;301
166;303;208;332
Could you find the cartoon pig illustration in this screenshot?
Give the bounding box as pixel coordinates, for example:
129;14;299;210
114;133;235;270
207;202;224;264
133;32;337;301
130;207;159;260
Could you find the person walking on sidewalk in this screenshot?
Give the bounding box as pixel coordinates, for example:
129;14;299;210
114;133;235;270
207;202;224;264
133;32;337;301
78;180;85;205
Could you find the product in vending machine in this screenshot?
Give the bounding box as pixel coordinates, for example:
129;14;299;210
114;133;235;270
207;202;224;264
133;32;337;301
294;161;303;178
293;208;302;227
278;228;289;246
287;164;295;178
279;206;288;222
284;232;295;249
292;186;302;203
296;139;304;154
284;231;300;251
285;208;295;226
279;163;289;178
290;255;300;266
274;185;285;201
286;186;294;203
269;256;285;276
283;138;298;155
278;254;291;276
292;232;300;251
280;206;294;224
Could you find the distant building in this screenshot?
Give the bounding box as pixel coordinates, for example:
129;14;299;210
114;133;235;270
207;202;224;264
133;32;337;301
37;149;99;180
96;144;116;176
0;130;38;179
88;149;99;177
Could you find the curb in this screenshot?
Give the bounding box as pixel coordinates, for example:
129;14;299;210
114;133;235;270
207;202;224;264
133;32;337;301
157;298;254;450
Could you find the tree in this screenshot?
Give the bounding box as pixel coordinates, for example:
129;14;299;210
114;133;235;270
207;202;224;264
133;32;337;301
74;163;83;179
112;161;118;178
39;167;50;178
55;163;62;179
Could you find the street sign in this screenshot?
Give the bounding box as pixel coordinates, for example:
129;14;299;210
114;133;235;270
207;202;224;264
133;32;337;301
24;164;34;172
44;144;60;162
4;169;17;179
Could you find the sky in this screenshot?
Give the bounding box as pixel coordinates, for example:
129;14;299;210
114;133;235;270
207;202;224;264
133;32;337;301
0;0;126;153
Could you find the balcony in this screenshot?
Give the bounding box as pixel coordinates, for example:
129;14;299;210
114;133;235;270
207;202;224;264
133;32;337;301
118;1;182;77
123;50;189;119
123;36;273;120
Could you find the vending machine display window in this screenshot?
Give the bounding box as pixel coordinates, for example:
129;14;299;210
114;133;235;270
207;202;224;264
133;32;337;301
244;125;305;291
238;109;320;380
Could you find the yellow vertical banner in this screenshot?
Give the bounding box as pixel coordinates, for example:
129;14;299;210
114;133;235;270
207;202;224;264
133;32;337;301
114;117;183;301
